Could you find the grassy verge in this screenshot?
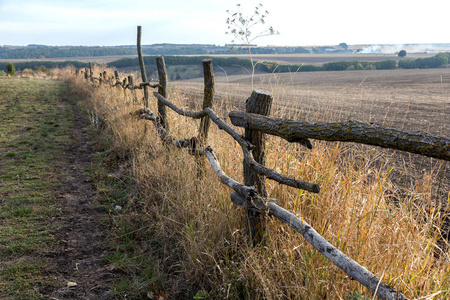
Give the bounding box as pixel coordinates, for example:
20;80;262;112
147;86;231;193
68;66;450;300
0;76;73;299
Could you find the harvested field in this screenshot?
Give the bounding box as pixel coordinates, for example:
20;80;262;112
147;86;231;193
177;68;450;134
176;67;450;214
205;52;437;65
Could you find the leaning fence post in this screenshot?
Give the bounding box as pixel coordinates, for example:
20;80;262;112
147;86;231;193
243;89;273;246
137;26;149;107
156;56;169;131
196;59;215;176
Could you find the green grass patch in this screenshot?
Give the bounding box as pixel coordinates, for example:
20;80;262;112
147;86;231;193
0;258;52;300
0;77;75;298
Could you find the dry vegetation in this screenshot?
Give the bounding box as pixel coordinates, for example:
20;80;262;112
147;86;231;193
61;65;449;299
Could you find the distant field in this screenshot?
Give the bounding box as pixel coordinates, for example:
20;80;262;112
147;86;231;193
177;67;450;135
0;52;438;66
205;52;437;65
176;66;450;211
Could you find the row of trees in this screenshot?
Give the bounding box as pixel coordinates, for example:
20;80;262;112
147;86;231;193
398;52;450;69
0;61;87;73
109;55;254;70
0;46;137;59
321;59;397;71
3;52;449;78
1;44;404;60
266;52;450;73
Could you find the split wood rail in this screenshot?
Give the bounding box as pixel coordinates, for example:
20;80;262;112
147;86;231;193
79;26;450;300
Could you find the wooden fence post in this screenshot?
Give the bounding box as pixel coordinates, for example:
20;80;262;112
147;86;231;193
137;26;149;107
198;59;215;143
156;56;169;131
84;68;88;80
89;62;93;82
128;75;138;103
244;89;273;246
196;59;215;176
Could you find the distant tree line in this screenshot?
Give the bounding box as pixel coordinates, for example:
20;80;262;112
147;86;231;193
108;55;254;71
0;60;88;72
3;52;449;77
398;52;450;69
0;44;354;60
0;46;136;59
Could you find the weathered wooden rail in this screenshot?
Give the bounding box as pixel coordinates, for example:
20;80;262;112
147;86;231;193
77;26;448;300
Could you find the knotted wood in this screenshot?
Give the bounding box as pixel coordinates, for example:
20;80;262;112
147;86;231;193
197;59;215;177
244;89;273;245
198;59;215;143
229;113;450;161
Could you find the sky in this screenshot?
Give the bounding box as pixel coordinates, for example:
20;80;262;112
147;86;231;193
0;0;449;47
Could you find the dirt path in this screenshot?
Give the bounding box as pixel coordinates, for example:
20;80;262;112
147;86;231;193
44;90;117;299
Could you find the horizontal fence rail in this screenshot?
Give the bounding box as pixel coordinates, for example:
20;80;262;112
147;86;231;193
229;112;450;161
75;26;449;300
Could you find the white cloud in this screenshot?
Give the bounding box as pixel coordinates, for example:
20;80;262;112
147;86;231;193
0;0;449;46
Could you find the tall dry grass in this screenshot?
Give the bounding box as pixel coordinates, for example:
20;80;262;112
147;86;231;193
62;66;449;299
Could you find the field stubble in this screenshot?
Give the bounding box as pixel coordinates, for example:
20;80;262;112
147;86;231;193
76;65;450;299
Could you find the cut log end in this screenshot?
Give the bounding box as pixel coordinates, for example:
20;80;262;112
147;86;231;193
252;89;271;96
312;184;320;194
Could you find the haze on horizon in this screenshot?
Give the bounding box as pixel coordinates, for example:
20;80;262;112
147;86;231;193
0;0;448;47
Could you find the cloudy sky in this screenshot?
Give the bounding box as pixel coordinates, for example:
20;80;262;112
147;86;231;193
0;0;448;47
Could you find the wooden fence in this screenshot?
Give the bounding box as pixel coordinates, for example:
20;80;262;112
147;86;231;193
78;26;450;300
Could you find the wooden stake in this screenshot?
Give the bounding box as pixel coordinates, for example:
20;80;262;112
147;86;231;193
88;62;93;82
156;56;169;131
243;89;273;245
196;59;215;177
137;26;149;107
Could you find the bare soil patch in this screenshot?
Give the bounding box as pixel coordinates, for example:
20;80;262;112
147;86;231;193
43;91;119;299
205;52;437;65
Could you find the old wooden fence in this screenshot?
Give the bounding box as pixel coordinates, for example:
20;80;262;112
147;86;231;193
78;26;450;300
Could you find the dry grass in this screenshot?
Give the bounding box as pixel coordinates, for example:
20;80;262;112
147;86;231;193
61;65;450;299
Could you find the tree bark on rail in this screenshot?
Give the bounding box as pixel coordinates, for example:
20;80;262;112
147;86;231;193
229;112;450;161
145;100;319;192
153;92;207;119
268;202;408;300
